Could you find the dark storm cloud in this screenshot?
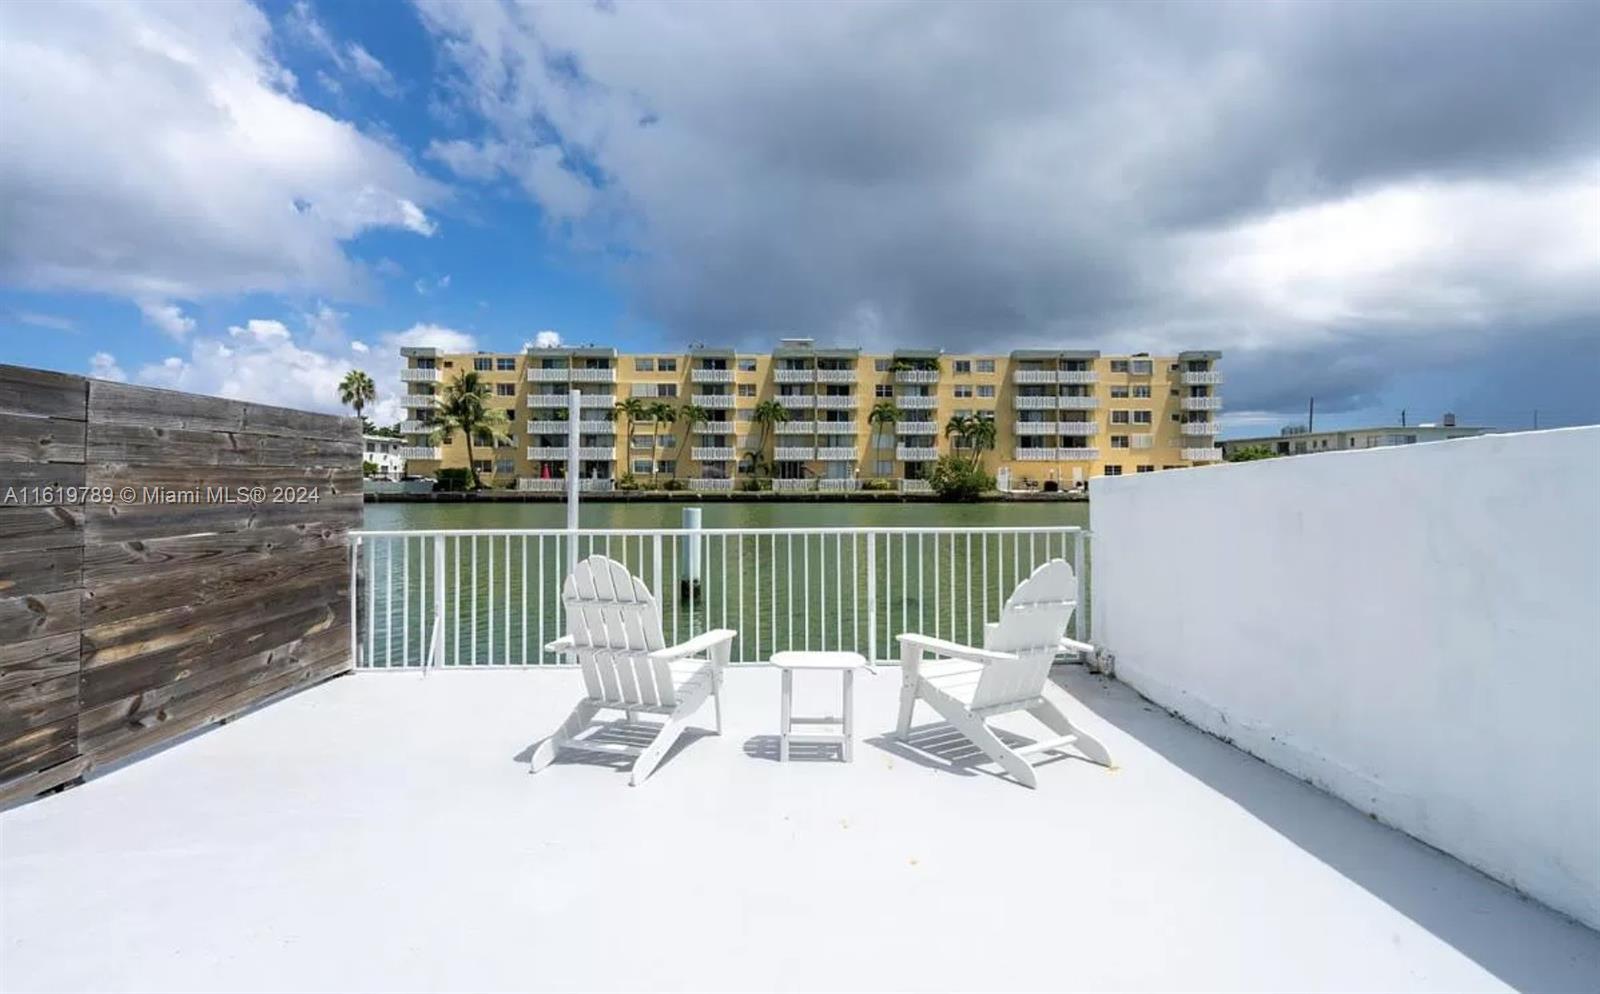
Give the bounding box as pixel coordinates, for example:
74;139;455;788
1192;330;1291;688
420;0;1600;421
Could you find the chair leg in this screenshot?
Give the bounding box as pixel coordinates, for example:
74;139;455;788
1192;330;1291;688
1028;698;1112;767
895;671;918;739
530;700;600;774
631;711;690;786
922;693;1036;788
711;666;724;735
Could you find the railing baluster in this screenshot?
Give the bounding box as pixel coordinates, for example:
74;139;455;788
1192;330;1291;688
384;538;393;667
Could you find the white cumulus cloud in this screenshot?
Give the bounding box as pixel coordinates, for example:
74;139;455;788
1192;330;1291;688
88;352;127;382
139;301;197;339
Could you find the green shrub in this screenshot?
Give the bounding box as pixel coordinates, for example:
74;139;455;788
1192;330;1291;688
927;455;994;500
661;478;687;492
860;478;893;492
1226;445;1277;462
616;473;640;492
434;468;471;492
362;460;380;476
739;477;769;492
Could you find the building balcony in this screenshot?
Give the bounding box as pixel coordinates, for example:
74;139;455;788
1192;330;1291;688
817;478;860;492
399;446;441;460
897;395;937;409
690;368;733;384
688;478;735;491
777;394;815;408
774;447;815;461
1058;371;1098;385
1182;396;1223;411
1012;421;1059;436
516;478;614;493
527;446;616;461
1057;396;1099;410
814;395;856;410
400;421;435;435
774;420;814;434
527;419;613;434
1014;448;1058;461
404;392;438;406
816;369;856;384
894;370;940;385
1183;447;1224;461
525;368;570;382
1179;420;1220;435
773;368;813;383
569;368;617;383
400;368;441;383
692;446;736;461
1059;447;1099;461
817;447;855;461
691;394;735;409
899;478;933;493
772;478;815;492
1182;371;1224;386
1012;370;1058;385
896;446;939;461
576;393;615;408
895;420;938;436
1013;395;1057;410
816;420;857;434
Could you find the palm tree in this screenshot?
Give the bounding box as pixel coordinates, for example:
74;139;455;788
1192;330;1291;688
613;397;647;477
674;403;709;479
748;399;789;478
646;400;676;485
944;413;974;460
868;400;901;456
966;415;997;469
430;370;511;490
338;369;375;420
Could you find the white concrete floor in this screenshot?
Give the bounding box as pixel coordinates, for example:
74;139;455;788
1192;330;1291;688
2;666;1596;993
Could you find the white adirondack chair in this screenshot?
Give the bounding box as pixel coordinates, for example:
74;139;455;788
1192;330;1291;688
534;554;735;786
894;558;1111;788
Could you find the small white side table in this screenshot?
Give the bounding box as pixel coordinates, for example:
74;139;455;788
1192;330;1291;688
771;651;873;762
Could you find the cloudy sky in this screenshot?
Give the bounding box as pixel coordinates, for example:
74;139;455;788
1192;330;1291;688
1;0;1595;433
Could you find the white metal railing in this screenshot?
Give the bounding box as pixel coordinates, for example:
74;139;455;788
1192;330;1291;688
348;525;1089;669
1013;421;1058;435
815;395;856;410
817;478;860;492
1058;447;1099;460
689;478;735;491
816;369;856;384
775;421;815;434
816;446;856;460
403;396;437;410
775;446;815;460
896;446;938;460
773;479;815;492
1181;371;1223;386
528;419;612;433
896;420;938;435
527;446;615;460
1057;396;1099;410
899;479;933;493
1012;370;1057;384
526;368;570;382
1182;396;1222;411
777;394;815;408
692;393;735;409
691;368;734;383
1013;395;1055;409
570;368;617;383
1179;420;1220;435
517;478;614;493
897;395;937;409
400;420;434;435
774;369;813;383
579;393;616;408
1183;447;1224;461
894;370;939;384
399;446;441;460
1014;448;1057;461
1057;371;1098;384
401;368;441;383
692;446;736;461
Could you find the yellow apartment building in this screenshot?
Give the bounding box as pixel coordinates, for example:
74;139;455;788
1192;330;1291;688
397;339;1222;491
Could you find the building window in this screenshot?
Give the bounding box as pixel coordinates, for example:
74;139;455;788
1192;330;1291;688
1103;465;1123;476
953;360;972;374
496;458;515;475
738;358;757;372
953;385;974;398
977;385;995;398
658;358;678;372
496;358;516;371
1137;464;1154;473
874;358;891;372
1111;435;1130;448
496;383;516;396
1130;359;1153;375
1110;410;1130;424
1109;386;1129;398
473;459;493;473
658;460;676;476
875;384;893;398
736;409;753;422
659;384;678;398
1110;360;1128;373
474;358;492;371
1132;385;1150;398
738;383;756;397
632;459;653;474
976;359;995;373
634;358;655;372
1132;410;1152;424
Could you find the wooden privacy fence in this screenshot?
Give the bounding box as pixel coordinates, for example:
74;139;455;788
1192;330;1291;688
0;365;362;804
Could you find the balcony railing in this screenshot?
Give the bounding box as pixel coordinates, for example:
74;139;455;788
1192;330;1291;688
1012;421;1058;435
894;370;939;385
1057;396;1099;410
527;419;613;434
688;478;735;491
569;368;617;383
895;420;938;436
775;420;815;434
400;368;441;383
525;368;570;382
404;393;437;407
814;395;856;410
817;478;859;492
1014;448;1058;461
1183;447;1224;461
816;447;856;460
1012;370;1057;385
1179;420;1220;435
816;420;857;434
691;394;735;409
774;446;815;461
897;395;937;409
690;368;734;384
692;446;736;461
1058;371;1097;385
816;369;856;384
772;479;815;492
1013;395;1056;410
776;394;815;408
399;446;441;460
896;446;939;461
348;523;1089;667
1182;371;1224;386
773;369;813;383
400;421;435;435
1059;447;1099;460
516;478;615;493
899;479;933;493
1182;396;1223;411
527;446;616;460
578;393;616;408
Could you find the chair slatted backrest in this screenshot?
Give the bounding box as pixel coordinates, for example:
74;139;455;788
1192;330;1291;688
973;559;1077;711
562;555;676;708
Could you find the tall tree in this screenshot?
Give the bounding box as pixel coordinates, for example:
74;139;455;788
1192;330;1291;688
646;400;677;485
674;403;709;479
430;370;511;490
613;397;647;477
944;413;974;462
748;399;789;477
338;369;375;420
966;415;997;469
868;400;901;462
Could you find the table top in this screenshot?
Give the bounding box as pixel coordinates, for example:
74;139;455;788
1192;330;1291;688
770;650;871;671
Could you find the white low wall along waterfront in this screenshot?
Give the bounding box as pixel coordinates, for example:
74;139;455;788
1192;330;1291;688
1089;427;1600;929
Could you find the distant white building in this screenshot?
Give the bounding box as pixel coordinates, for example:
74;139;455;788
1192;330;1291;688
363;434;406;480
1219;413;1494;459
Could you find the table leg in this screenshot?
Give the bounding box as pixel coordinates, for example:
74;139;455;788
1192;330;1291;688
843;668;854;763
780;668;792;762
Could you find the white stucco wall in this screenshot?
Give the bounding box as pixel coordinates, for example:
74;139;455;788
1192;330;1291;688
1090;426;1600;930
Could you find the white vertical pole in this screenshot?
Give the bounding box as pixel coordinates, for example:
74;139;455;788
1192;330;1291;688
680;506;702;632
348;536;360;669
1074;529;1087;643
429;535;445;668
865;533;877;665
566;388;581;575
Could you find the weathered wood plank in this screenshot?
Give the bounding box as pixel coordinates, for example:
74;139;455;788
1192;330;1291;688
0;716;76;783
86;423;362;468
0;544;82;596
81;520;349;584
83;545;347;626
87;380;246;433
0;673;79;742
83;493;361;543
0;412;87;463
0;462;87;502
241;402;360;443
0;633;79;693
0;506;83;553
0;755;88;806
0;365;86;421
0;590;80;643
88;463;360;491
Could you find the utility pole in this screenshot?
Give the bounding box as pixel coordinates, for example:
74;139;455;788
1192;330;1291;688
1308;397;1315;433
1400;409;1406;427
1533;409;1540;430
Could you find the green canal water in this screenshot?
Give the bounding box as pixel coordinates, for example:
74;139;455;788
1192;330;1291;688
356;501;1091;667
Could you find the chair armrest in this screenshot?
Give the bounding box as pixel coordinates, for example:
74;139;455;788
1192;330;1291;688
543;635;576;654
1059;636;1095;659
648;629;737;663
895;633;1017;665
